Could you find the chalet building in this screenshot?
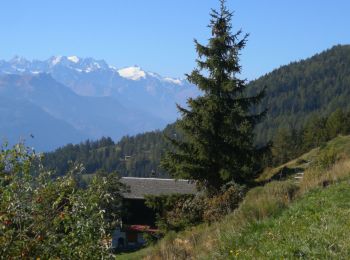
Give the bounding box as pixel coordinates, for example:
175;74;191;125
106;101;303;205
111;177;196;251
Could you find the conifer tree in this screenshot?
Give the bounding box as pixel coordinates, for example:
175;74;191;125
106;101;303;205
162;0;267;193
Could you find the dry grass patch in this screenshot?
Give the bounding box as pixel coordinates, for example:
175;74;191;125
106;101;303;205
300;159;350;194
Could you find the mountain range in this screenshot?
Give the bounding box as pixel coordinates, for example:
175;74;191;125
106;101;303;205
0;56;200;150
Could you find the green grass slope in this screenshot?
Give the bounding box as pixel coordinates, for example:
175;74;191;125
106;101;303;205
223;181;350;259
117;135;350;259
258;135;350;182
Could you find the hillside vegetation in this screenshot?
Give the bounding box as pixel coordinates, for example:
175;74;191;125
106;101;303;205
251;44;350;144
44;45;350;178
117;135;350;259
43;125;177;177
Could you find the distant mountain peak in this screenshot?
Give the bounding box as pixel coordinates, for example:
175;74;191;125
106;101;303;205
0;55;195;101
67;55;79;63
117;66;146;80
163;77;183;85
50;56;63;65
0;54;201;151
9;55;29;65
1;56;187;85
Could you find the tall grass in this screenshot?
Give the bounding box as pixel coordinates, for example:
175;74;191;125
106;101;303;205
300;159;350;194
236;181;298;222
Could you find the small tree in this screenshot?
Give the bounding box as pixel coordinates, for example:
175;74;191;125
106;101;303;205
326;108;347;139
303;115;328;149
162;0;266;194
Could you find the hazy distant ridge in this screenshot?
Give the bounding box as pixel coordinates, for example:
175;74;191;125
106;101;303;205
0;56;200;150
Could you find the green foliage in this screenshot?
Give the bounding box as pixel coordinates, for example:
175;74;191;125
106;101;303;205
91;170;126;231
271;109;350;166
142;232;159;247
43;125;177;178
314;147;339;170
145;183;246;232
222;181;350;259
272;127;302;165
250;44;350;145
238;181;299;222
326;108;350;138
0;143;124;258
303;115;329;149
162;0;266;193
145;194;203;232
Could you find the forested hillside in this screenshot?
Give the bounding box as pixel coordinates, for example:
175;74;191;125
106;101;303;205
43;124;177;177
44;45;350;177
251;44;350;144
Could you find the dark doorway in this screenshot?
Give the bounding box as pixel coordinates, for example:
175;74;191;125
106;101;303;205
122;198;156;227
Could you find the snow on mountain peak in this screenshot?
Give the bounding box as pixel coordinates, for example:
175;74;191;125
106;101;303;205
163;77;182;85
118;66;146;80
51;56;62;65
1;56;189;86
67;56;79;63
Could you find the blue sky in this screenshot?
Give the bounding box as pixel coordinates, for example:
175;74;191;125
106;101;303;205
1;0;349;80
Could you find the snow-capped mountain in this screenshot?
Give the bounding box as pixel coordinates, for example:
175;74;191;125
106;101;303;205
0;56;200;120
0;73;167;151
1;55;110;74
0;56;200;151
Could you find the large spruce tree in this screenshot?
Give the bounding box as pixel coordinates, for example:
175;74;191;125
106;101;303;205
162;0;266;193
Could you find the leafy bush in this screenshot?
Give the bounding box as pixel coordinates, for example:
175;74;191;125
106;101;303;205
0;143;124;259
145;194;205;232
145;183;246;231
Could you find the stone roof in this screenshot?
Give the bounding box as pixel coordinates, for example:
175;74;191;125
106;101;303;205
120;177;197;199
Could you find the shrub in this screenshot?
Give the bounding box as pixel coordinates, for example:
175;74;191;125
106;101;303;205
145;194;205;232
146;183;246;232
203;183;246;223
0;143;123;259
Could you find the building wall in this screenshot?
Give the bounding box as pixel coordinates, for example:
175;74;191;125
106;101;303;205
112;227;146;250
112;228;126;248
